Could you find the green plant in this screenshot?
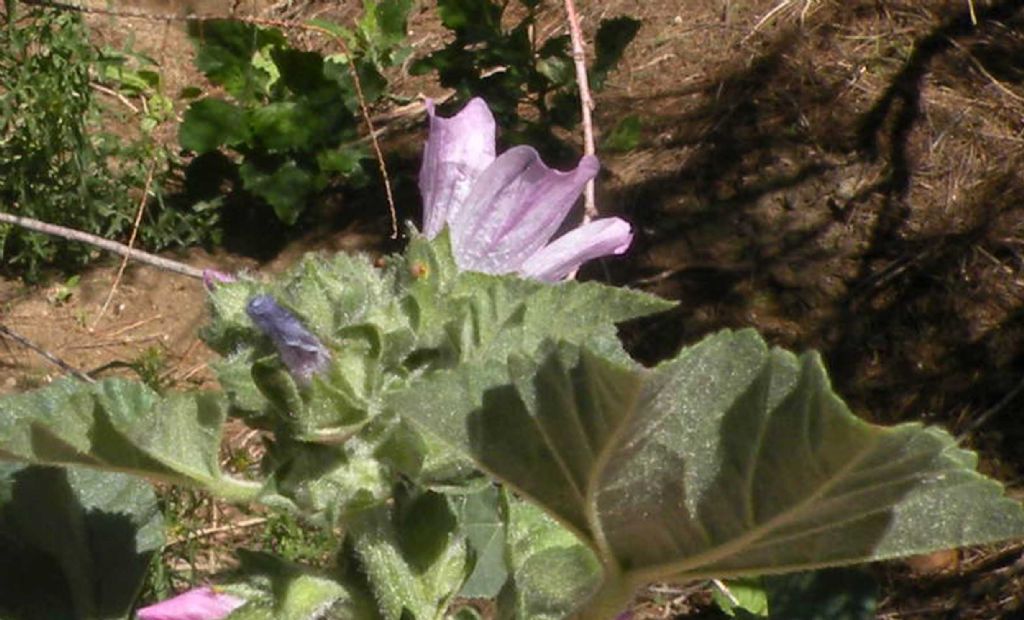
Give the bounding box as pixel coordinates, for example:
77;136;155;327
1;96;1022;620
46;275;80;305
178;0;412;226
410;0;640;155
0;6;218;280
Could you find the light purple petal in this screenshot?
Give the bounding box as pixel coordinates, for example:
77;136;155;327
202;269;235;291
519;217;633;281
450;147;599;274
419;98;497;238
137;587;245;620
246;294;330;384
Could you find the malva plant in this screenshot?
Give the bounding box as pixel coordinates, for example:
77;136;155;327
1;98;1023;620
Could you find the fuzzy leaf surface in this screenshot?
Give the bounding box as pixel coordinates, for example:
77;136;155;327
392;329;1024;601
0;378;260;501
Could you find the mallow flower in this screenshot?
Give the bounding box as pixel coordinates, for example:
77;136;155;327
136;586;244;620
419;97;633;281
246;294;330;384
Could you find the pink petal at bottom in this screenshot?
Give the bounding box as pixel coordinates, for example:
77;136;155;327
137;587;245;620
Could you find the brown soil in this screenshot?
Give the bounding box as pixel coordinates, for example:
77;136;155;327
3;0;1024;617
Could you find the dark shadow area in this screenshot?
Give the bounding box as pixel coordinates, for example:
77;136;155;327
602;0;1024;480
0;464;160;620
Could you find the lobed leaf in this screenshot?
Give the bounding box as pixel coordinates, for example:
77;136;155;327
0;378;260;501
179;97;251;153
392;329;1024;614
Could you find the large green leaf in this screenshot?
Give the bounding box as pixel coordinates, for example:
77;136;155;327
0;464;163;620
392;329;1024;615
179;97;251;153
0;378;261;501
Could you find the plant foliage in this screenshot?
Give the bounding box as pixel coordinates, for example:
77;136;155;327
179;0;412;225
410;0;640;156
0;6;217;280
0;232;1021;618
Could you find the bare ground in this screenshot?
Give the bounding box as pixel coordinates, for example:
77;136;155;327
3;0;1024;616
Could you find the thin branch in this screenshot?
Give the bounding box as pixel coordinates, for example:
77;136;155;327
564;0;597;221
0;324;95;382
93;161;158;327
0;210;204;279
334;44;399;239
89;82;140;113
957;375;1024;442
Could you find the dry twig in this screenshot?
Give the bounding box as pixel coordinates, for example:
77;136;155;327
93;161;158;327
0;324;94;382
563;0;597;222
0;210;204;279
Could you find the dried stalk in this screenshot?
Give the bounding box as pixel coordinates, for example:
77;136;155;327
0;324;94;382
563;0;597;222
93;162;158;327
0;211;204;279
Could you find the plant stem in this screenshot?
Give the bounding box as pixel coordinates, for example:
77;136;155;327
206;476;265;503
0;210;204;279
563;0;597;222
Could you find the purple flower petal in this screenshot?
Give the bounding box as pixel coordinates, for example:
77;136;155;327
202;269;236;291
419;98;496;237
450;147;599;274
246;295;330;384
137;587;244;620
519;217;633;281
418;97;633;278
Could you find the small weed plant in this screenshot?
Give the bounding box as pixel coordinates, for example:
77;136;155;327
178;0;412;226
0;5;217;280
410;0;640;156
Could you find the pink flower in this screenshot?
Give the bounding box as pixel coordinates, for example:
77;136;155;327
419;98;633;281
201;269;235;291
137;587;244;620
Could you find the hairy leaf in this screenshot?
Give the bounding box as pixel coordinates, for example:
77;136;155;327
0;378;260;501
224;551;380;619
496;492;602;619
349;491;469;620
453;485;507;598
0;464;162;620
393;329;1024;613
